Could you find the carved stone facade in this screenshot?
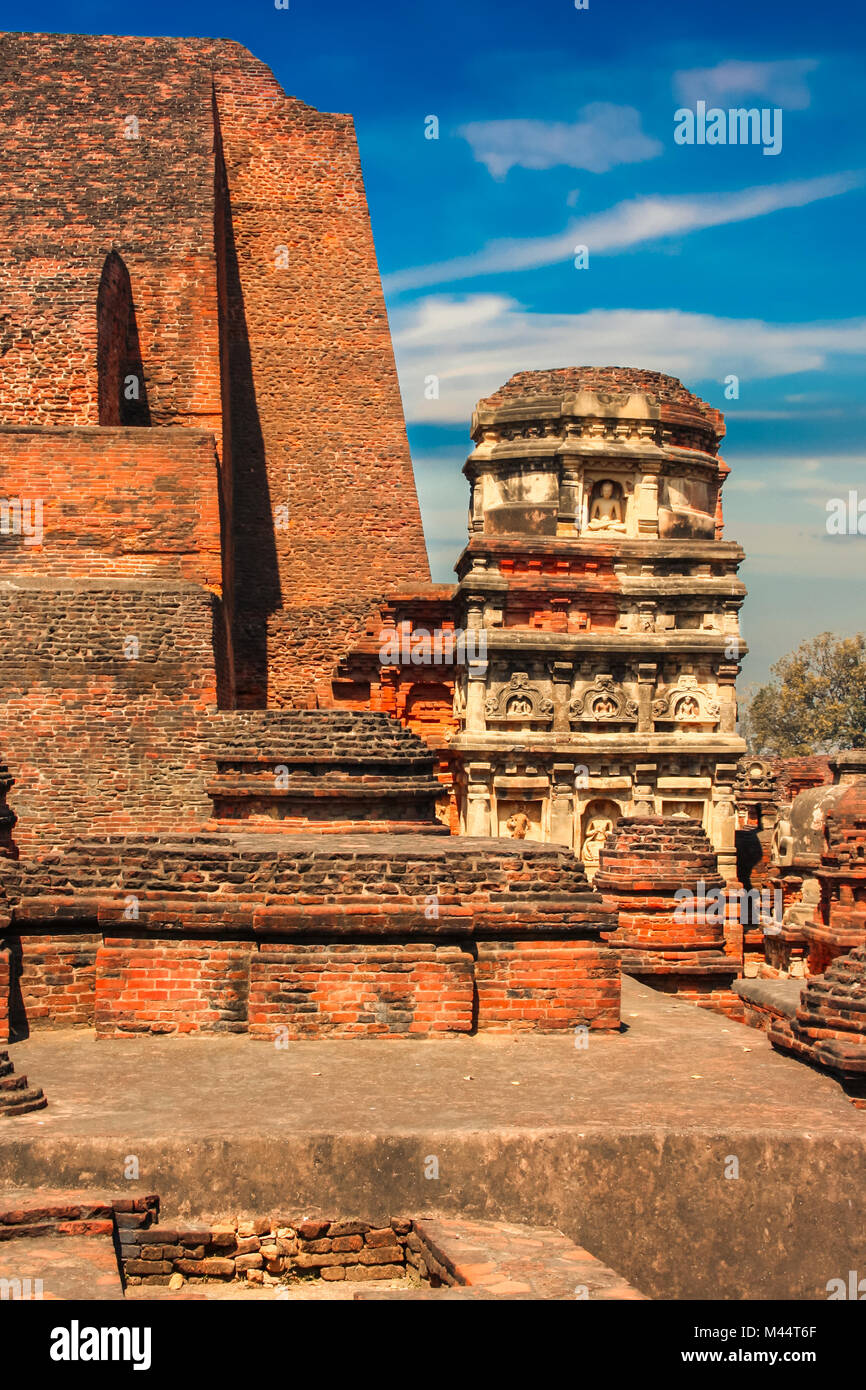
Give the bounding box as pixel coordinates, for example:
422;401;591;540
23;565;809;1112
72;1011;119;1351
452;368;746;877
333;369;747;876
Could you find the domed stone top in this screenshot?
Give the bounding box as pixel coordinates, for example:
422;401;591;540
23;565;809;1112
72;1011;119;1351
823;779;866;864
475;367;724;443
773;754;866;870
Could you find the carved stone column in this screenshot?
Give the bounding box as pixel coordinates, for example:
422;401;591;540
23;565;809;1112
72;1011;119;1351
636;462;661;536
465;658;488;734
632;762;657;815
716;661;739;734
711;763;739;886
636;662;657;735
558;466;581;534
548;661;574;734
549;762;575;848
466;762;493;837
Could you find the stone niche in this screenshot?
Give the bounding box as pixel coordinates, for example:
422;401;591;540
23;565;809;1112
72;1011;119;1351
478;462;559;536
581;474;635;537
658;473;718;539
579;798;625;879
485;671;554;728
496;798;545;842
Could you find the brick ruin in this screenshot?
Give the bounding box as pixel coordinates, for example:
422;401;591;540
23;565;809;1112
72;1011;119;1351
596;814;740;1015
0;1193;646;1299
335;366;748;886
0;32;620;1045
1;29;863;1126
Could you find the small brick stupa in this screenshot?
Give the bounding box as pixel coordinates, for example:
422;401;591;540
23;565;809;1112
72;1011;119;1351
770;778;866;1102
769;948;866;1106
596;813;739;1012
801;777;866;973
0;1048;46;1116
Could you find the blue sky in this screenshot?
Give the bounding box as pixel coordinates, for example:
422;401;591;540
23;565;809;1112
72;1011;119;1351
3;0;865;687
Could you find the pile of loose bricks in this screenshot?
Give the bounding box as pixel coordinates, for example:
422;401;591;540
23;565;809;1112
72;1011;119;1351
122;1214;413;1287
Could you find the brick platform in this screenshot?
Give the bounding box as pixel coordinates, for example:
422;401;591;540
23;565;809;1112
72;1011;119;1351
3;831;619;1037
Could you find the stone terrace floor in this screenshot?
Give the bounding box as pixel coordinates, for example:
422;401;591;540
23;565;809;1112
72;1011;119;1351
3;977;866;1299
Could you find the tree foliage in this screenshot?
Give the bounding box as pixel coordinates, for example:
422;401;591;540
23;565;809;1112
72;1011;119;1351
740;632;866;756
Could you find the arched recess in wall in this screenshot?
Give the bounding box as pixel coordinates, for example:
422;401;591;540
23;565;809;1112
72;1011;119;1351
96;250;151;425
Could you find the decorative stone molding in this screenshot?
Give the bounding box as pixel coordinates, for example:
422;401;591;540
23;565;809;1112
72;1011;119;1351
569;675;638;724
485;672;554;722
652;675;720;722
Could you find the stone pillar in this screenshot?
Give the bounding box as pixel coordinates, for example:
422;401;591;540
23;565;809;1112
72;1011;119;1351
549;661;574;734
465;657;488;735
558;466;581;534
636;662;657;735
465;762;493;837
549;762;575;848
636;463;661;536
711;763;739;888
716;660;739;734
632;762;657;816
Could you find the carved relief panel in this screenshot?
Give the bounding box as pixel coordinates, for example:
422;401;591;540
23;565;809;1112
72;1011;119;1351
485;671;554;724
569;674;638;724
652;674;720;726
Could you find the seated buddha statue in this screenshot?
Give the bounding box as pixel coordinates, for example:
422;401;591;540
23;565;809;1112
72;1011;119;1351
587;480;626;532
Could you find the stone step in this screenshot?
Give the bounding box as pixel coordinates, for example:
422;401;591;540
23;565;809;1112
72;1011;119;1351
409;1216;647;1300
0;1232;124;1299
0;1086;47;1115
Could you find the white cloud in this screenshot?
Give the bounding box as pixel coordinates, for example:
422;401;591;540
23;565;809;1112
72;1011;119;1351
673;58;818;110
458;103;663;179
393;298;866;424
383;172;860;293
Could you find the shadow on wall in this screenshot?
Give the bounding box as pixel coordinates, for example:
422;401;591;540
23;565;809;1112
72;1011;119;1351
214;103;281;710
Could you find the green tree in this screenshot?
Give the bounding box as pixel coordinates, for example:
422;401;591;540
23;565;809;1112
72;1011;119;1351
741;632;866;756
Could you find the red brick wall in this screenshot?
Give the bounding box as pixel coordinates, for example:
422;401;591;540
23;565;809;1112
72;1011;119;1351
0;427;222;584
208;42;430;705
12;929;620;1039
95;938;250;1037
249;941;474;1039
0;583;220;851
0;32;430;712
0;34;223;446
13;934;98;1031
475;940;620;1031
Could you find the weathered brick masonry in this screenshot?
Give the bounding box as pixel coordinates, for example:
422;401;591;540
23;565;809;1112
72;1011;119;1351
0;30;429;823
2;829;619;1038
0;32;621;1042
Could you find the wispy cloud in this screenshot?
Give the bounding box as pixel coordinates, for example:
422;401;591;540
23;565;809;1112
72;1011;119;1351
673;58;819;109
393;298;866;424
458;103;662;179
383;172;860;293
